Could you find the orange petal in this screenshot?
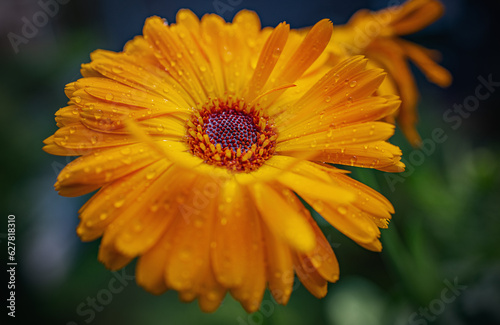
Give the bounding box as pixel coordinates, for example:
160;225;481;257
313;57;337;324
77;160;171;241
55;142;161;194
262;221;294;305
250;182;316;253
211;180;253;288
228;199;266;313
244;22;290;101
292;252;327;298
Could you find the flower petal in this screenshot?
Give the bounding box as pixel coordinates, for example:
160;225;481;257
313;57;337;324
244;22;290;101
250;182;316;253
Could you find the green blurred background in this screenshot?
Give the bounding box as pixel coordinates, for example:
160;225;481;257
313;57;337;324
1;0;499;324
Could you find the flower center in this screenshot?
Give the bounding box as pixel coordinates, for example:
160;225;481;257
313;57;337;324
187;98;277;172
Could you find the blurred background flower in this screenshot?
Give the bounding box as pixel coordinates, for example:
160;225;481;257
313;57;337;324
1;0;499;324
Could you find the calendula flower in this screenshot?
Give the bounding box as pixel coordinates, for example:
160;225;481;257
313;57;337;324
44;9;404;312
328;0;452;146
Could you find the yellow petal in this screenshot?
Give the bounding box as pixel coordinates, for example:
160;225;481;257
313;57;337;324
262;222;294;305
77;160;171;241
211;180;253;288
250;183;316;253
244;22;290;101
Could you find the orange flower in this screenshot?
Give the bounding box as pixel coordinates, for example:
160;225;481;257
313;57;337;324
44;10;404;312
328;0;452;146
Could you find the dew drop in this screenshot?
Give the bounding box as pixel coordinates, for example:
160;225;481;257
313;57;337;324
179;250;191;261
112;67;123;74
105;94;114;101
114;200;125;208
207;291;218;301
247;39;256;48
90;136;98;144
223;51;233;62
349;80;357;88
121;147;131;155
94;110;103;119
346;97;353;106
325;96;331;103
337;206;347;215
69;126;77;134
74;96;82;104
314;200;324;212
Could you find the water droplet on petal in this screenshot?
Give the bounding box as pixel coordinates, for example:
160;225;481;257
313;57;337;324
180;250;191;261
314;200;324;212
349;80;357;88
223;51;233;62
114;200;125;208
337;206;347;215
207;291;218;301
346;97;353;107
105;94;114;101
94;110;103;119
350;156;358;166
